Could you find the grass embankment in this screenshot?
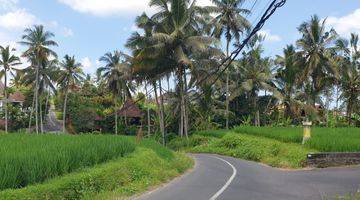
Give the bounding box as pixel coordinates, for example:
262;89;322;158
234;126;360;152
0;134;193;200
169;130;316;169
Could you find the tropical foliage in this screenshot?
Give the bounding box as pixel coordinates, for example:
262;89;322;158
0;2;358;137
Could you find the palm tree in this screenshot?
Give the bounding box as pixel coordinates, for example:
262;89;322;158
97;51;134;134
20;25;58;134
58;55;84;133
275;45;302;119
238;35;280;126
21;58;59;132
0;46;21;133
296;15;338;112
335;33;360;125
135;0;217;138
205;0;250;129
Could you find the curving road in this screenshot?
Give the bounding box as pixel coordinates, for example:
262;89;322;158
137;154;360;200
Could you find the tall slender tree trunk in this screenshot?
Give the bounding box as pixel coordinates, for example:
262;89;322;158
45;87;50;121
153;81;164;144
28;93;35;132
40;96;44;133
145;83;151;137
158;80;166;145
4;71;8;133
114;96;118;135
347;100;352;126
178;68;184;138
62;87;69;133
35;62;40;134
225;40;230;130
183;68;189;139
123;92;127;126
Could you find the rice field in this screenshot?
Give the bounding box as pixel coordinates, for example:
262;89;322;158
233;126;360;152
0;134;136;190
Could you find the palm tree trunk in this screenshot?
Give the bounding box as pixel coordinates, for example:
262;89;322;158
183;68;189;139
145;83;151;137
347;100;352;126
45;87;50;121
4;71;8;133
158;80;166;145
40;95;44;133
63;87;69;133
28;93;35;132
178;69;184;138
114;97;118;135
123;92;127;126
35;62;40;134
225;40;230;130
153;81;164;143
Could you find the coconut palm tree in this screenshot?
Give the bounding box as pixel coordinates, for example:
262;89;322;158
205;0;251;129
275;45;302;119
21;58;59;132
335;33;360;125
20;25;58;134
296;15;338;110
58;55;84;133
238;35;280;126
0;46;21;133
97;51;134;135
135;0;217;138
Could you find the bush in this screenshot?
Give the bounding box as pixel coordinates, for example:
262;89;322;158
167;135;209;151
0;134;136;190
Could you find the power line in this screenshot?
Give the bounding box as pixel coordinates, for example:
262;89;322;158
192;0;287;101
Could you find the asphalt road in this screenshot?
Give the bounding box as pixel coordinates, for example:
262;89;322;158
43;104;62;132
137;154;360;200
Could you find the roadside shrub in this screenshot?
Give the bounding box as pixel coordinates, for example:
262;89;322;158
215;134;243;149
167;135;209;151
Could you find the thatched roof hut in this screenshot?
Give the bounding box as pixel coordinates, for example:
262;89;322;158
117;99;143;118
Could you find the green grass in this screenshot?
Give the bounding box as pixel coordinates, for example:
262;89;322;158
234;126;360;152
169;131;316;168
0;145;193;200
0;134;136;190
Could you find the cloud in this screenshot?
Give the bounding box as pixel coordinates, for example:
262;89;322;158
327;9;360;37
258;29;282;42
63;27;74;37
0;0;18;10
57;0;213;17
81;57;92;68
0;9;37;29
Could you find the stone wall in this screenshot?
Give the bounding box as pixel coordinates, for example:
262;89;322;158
307;153;360;168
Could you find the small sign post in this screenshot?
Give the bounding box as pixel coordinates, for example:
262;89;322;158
302;120;312;144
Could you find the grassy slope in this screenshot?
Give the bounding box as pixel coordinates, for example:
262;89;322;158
233;126;360;152
0;140;193;200
169;130;316;169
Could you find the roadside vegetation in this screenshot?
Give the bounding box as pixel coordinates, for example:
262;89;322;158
234;126;360;152
169;130;316;169
0;136;193;200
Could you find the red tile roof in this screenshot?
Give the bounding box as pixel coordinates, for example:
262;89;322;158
9;91;25;102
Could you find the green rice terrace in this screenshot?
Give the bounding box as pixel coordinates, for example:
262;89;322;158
0;134;192;199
